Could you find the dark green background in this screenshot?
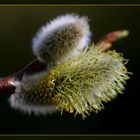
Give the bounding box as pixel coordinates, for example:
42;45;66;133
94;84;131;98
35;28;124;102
0;6;139;134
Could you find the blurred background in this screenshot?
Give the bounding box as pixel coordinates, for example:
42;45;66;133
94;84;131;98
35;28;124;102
0;5;139;134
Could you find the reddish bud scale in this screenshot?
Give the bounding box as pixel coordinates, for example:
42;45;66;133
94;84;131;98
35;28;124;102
0;59;46;94
0;76;15;94
95;30;129;51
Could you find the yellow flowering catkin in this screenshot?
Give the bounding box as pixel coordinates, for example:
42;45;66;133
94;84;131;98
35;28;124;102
24;45;129;118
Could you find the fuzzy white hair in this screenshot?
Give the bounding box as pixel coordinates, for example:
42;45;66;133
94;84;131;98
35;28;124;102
9;95;56;115
32;13;91;65
9;71;57;115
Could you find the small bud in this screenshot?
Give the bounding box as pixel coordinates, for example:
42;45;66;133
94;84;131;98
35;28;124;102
32;14;91;65
96;30;129;51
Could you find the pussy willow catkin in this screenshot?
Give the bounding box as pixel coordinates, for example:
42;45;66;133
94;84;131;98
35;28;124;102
9;46;129;118
32;14;91;65
0;13;129;118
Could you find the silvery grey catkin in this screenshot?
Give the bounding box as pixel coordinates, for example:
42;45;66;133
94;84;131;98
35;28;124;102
32;14;91;65
8;14;130;118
